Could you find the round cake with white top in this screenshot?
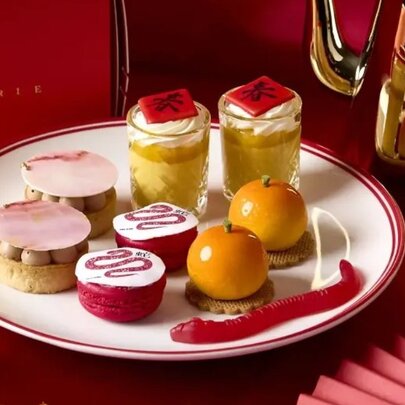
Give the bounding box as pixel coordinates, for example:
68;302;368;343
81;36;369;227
21;150;118;238
75;247;166;322
0;200;91;293
113;202;198;272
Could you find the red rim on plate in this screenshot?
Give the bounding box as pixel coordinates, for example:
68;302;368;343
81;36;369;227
0;121;404;361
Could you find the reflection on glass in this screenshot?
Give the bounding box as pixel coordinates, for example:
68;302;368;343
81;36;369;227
308;0;382;96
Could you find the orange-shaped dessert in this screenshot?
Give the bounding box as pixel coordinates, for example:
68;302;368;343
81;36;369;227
187;220;268;300
229;176;308;251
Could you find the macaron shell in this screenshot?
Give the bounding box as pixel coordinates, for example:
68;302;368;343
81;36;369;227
77;275;166;322
157;248;189;272
22;150;118;197
0;200;91;251
115;227;197;271
117;237;189;272
115;227;197;254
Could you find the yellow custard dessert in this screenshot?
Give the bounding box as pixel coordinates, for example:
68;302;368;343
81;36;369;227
127;102;210;217
219;90;302;200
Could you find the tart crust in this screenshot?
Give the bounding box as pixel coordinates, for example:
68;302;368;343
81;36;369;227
0;244;88;294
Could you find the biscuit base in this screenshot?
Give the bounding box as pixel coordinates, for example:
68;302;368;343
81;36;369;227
86;188;117;239
0;245;88;294
185;278;274;315
267;231;314;269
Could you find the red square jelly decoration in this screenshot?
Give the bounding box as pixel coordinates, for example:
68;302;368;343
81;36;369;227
225;76;295;117
138;88;198;124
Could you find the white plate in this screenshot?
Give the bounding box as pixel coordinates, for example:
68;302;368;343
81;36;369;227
0;121;403;361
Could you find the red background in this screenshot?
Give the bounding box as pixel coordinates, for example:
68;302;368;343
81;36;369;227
0;0;111;144
1;1;405;404
125;0;400;170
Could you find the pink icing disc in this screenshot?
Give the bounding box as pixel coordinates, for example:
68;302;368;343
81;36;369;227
21;150;118;197
0;200;91;250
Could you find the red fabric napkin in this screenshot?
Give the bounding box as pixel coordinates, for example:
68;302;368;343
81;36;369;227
312;375;392;405
298;335;405;404
336;360;405;403
363;345;405;386
394;335;405;361
297;393;333;405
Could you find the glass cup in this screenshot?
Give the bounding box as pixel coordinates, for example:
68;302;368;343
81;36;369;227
218;89;302;200
376;79;405;167
127;103;211;217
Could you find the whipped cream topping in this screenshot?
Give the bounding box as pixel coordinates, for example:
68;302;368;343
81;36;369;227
134;110;204;134
223;94;301;135
129;103;208;148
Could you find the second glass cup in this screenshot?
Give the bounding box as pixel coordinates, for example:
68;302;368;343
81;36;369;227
218;89;302;200
127;102;211;217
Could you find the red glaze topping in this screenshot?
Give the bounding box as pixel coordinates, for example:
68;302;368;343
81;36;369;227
138;88;198;124
225;75;295;117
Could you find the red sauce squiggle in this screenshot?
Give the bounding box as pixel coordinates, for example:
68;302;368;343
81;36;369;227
170;260;362;344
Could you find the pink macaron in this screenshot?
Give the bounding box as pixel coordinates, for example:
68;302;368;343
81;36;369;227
75;247;166;322
113;203;198;272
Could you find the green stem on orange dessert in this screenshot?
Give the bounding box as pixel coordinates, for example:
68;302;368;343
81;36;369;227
261;175;271;187
223;218;232;233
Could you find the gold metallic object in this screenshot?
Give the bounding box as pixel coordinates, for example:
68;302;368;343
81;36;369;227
381;46;405;158
309;0;382;96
